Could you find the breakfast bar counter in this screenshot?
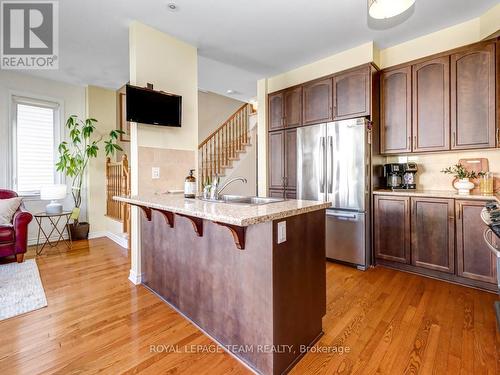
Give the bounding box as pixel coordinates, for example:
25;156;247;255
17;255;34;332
114;194;330;375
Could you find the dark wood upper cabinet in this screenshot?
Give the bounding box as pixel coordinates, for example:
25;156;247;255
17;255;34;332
284;129;297;191
268;131;284;190
284;87;302;128
333;66;370;120
268;92;284;130
456;200;497;284
374;195;410;264
451;43;496;149
412;56;450;152
302;78;332;125
380;67;412;154
410;197;455;274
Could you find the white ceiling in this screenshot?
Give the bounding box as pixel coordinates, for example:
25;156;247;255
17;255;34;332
24;0;499;101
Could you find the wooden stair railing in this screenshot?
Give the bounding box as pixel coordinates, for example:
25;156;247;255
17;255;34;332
198;103;252;185
106;154;130;234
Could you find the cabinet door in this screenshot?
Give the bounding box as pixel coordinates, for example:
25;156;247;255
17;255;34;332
269;189;285;198
285;191;296;199
411;197;455;273
268;131;284;190
269;92;284;130
302;78;332;125
374;195;410;264
380;67;412;154
284;128;297;191
284;87;302;128
412;57;450;152
451;43;496;149
333;66;370;120
456;200;497;284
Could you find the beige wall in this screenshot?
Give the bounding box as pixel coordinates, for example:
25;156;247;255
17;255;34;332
198;91;244;143
86;85;127;241
267;42;376;93
128;21;198;283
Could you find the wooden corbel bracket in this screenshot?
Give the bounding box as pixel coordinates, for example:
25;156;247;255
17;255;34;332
176;213;203;237
214;222;246;250
129;204;152;221
153;209;175;228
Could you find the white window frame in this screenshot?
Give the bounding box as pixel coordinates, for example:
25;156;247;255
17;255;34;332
10;94;64;197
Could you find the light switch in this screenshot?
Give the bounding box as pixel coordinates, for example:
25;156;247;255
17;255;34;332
277;221;286;244
152;167;160;179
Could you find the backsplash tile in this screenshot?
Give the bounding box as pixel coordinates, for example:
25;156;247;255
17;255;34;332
138;147;195;195
385;149;500;190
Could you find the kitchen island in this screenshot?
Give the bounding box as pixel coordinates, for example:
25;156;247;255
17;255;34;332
114;194;331;375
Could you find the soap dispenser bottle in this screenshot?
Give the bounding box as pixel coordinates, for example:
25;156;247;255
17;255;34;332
184;169;196;198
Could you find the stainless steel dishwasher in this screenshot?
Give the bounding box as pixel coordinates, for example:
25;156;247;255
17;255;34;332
481;206;500;330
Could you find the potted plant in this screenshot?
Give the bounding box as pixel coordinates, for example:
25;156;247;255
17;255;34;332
441;163;484;195
56;115;123;240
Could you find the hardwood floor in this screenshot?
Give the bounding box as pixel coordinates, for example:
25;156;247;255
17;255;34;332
0;238;498;374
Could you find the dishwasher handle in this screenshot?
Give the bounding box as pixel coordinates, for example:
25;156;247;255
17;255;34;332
326;211;358;220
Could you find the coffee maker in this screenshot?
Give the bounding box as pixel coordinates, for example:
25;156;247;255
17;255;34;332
383;163;403;189
401;162;418;189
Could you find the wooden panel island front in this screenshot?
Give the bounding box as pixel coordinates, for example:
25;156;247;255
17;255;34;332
114;194;330;375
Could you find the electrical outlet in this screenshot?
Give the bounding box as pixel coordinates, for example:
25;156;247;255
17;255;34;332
277;221;286;244
152;167;160;179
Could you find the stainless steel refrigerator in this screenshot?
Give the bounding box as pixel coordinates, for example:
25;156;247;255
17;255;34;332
297;118;371;270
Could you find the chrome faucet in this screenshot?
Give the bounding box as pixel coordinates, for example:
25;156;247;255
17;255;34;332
213;177;248;200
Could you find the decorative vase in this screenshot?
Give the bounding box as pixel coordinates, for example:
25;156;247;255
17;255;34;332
453;178;475;195
68;222;90;240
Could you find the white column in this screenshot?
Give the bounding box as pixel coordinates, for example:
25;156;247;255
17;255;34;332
257;78;268;197
128;121;142;284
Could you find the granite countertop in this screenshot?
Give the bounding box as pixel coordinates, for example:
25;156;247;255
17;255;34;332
373;189;499;202
114;194;331;226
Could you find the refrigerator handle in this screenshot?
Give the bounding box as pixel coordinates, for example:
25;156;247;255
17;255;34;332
319;137;325;193
328;136;333;193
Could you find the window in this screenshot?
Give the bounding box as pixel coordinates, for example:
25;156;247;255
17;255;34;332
12;96;61;195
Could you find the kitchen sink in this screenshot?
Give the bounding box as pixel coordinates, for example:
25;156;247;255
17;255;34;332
198;195;284;205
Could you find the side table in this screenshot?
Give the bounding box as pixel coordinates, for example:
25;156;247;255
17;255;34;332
33;211;72;255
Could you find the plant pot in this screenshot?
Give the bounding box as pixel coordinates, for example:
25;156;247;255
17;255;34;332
453;178;475;195
68;222;90;240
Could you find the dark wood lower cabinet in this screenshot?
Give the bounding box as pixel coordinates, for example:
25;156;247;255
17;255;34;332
269;189;296;199
456;200;497;284
374;194;497;291
410;197;455;274
374;195;410;264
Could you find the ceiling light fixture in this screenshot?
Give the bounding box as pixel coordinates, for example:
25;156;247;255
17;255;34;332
226;89;235;95
368;0;415;19
167;3;178;11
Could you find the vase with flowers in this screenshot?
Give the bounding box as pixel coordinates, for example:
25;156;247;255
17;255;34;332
441;163;485;195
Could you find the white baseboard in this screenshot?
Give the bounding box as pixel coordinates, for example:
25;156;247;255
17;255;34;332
128;269;143;285
88;231;128;249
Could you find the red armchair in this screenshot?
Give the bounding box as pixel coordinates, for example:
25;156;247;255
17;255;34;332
0;189;33;262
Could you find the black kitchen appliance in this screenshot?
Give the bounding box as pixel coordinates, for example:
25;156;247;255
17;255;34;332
383;163;403;189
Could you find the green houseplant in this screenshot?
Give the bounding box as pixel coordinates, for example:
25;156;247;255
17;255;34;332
56;115;123;239
441;163;485;195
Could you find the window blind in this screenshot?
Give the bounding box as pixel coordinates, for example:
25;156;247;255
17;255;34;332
15;102;57;194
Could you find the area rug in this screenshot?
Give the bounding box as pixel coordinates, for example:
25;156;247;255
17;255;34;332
0;259;47;321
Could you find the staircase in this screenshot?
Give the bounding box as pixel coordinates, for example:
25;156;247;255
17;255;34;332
198;103;254;186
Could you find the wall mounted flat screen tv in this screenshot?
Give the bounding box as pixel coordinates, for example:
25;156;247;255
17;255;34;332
126;84;182;127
